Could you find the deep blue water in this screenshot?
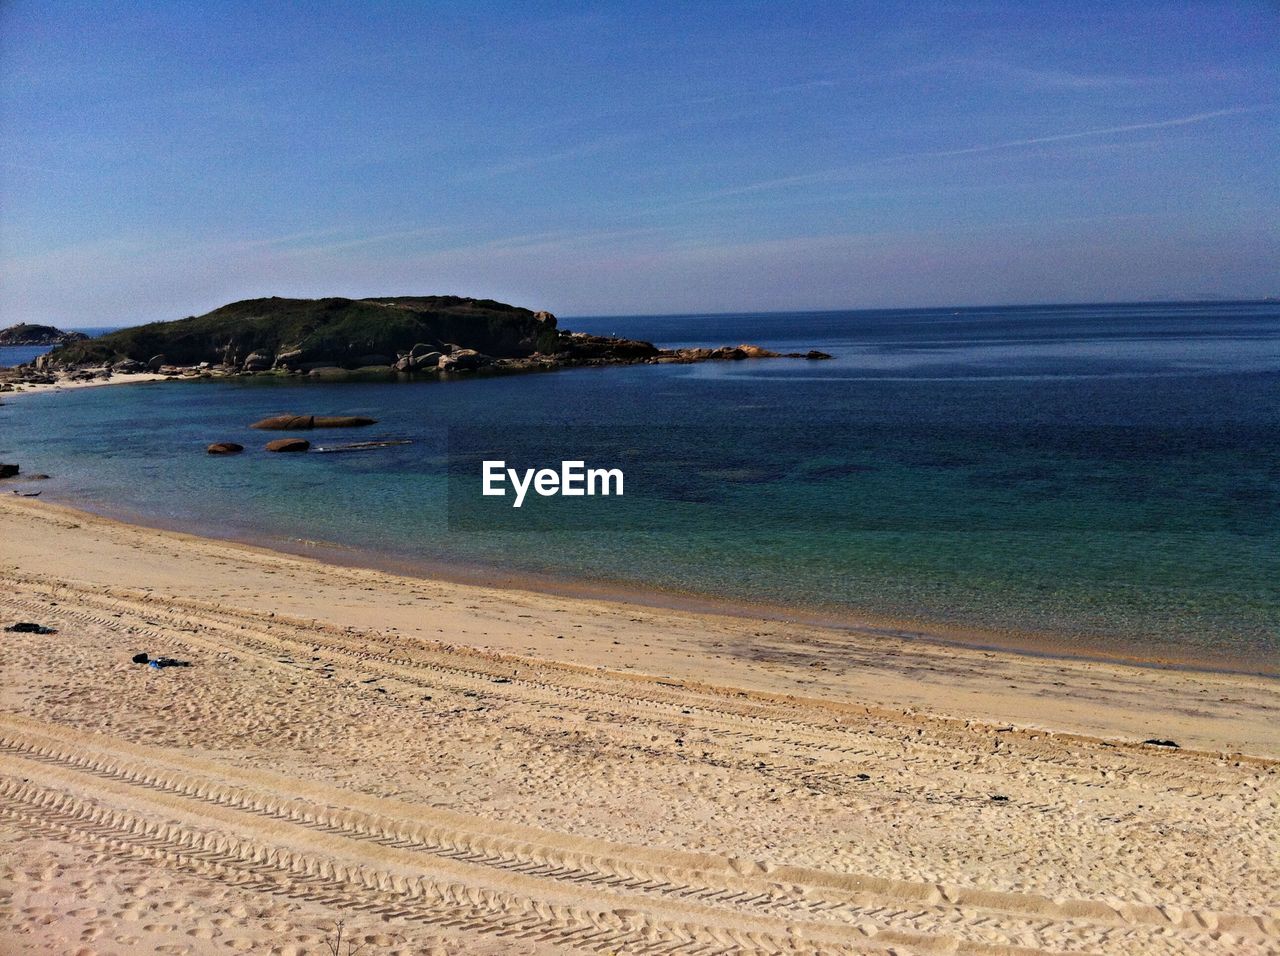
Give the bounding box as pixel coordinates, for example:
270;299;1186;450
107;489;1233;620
3;302;1277;670
0;327;118;367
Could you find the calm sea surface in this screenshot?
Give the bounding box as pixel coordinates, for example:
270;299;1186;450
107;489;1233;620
3;303;1277;671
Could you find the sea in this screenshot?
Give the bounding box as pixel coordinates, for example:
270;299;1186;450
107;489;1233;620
3;302;1277;673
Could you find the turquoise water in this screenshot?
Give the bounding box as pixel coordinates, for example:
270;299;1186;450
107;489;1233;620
2;302;1277;671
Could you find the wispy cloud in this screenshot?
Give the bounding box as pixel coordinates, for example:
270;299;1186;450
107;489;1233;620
924;105;1272;157
447;132;645;184
954;57;1162;90
672;105;1275;205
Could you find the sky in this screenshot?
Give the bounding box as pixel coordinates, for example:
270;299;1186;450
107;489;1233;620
1;1;1277;323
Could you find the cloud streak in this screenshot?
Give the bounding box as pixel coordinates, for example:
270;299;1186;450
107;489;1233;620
673;104;1274;205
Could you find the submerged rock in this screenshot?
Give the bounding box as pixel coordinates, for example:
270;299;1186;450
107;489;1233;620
0;464;18;479
250;414;377;430
206;442;244;455
265;438;310;453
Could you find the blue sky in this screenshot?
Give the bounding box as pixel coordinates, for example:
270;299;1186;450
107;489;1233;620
2;1;1276;322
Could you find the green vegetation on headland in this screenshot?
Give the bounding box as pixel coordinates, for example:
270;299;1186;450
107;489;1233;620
47;296;560;369
15;294;828;385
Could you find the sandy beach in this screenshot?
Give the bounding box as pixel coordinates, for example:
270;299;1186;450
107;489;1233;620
0;494;1276;954
0;369;173;395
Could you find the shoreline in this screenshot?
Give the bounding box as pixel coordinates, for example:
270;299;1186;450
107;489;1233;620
0;368;171;394
16;484;1278;681
2;492;1276;758
2;488;1277;953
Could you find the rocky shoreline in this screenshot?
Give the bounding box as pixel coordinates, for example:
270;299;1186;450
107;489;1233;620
0;323;89;348
1;297;832;391
3;331;830;391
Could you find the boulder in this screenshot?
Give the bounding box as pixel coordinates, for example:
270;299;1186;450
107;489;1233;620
147;354;167;371
265;438;310;453
410;350;442;370
252;414;316;430
711;347;747;360
314;415;377;427
274;348;305;369
242;351;273;371
534;310;557;328
206;442;244;455
735;344;779;358
0;464;18;479
438;349;490;371
409;342;438;358
250;414;377;430
111;358;145;373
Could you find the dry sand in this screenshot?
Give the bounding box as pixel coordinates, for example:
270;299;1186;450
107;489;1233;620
0;370;172;394
0;495;1276;954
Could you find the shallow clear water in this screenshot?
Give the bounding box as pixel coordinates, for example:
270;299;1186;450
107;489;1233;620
3;302;1277;670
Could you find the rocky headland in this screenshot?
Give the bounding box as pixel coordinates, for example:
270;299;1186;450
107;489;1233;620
0;323;88;347
1;295;830;390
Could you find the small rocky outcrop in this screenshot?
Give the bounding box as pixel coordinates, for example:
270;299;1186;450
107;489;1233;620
250;414;378;430
265;438;310;453
0;324;88;347
206;442;244;455
735;344;779;358
242;351;273;372
0;464;19;479
559;333;660;361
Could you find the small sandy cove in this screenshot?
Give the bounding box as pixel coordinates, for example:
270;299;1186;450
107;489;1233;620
0;495;1275;955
